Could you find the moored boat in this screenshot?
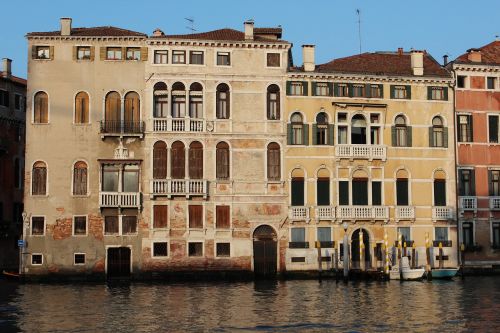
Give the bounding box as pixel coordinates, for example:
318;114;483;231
389;257;425;281
2;270;20;280
431;268;459;279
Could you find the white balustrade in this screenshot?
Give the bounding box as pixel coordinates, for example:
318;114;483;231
315;206;336;220
432;207;453;220
289;206;309;220
490;197;500;210
99;192;141;208
336;206;389;220
335;144;387;160
153;118;205;132
459;196;477;210
151;179;208;198
395;206;415;220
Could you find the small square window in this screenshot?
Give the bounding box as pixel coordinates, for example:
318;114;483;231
370;114;379;124
315;83;329;96
217;52;231;66
74;216;87;236
189;51;204;65
457;76;466;88
77;46;91;60
337;112;347;123
216;243;230;257
104;216;119;235
31;217;45;235
267;53;280;67
153;242;168;257
74;253;85;265
487;77;497;90
126;47;141;60
35;46;50;59
106;47;122;60
290;82;303;96
172;50;186;64
188;242;203;257
154;50;168;64
122;216;137;234
31;254;43;265
393;86;407;99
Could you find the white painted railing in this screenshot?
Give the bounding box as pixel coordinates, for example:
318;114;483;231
490;197;500;210
99;192;141;208
336;206;389;220
395;206;415;220
315;206;336;220
459;196;477;211
432;207;453;220
335;144;387;160
289;206;309;220
153;118;205;132
151;179;208;198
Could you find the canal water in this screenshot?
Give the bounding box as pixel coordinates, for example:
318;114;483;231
1;277;499;332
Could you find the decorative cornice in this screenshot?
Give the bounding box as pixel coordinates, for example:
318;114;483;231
287;72;453;85
147;39;291;49
452;63;500;73
27;36;146;42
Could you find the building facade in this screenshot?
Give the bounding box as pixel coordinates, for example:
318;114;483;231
284;47;458;272
451;41;500;270
0;58;26;271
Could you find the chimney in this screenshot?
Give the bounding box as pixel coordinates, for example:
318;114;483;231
443;54;448;66
60;17;72;36
467;48;482;62
302;45;315;72
410;50;424;76
153;28;165;37
2;58;11;79
244;20;254;40
397;47;404;55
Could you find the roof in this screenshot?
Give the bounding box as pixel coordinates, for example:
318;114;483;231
454;40;500;65
0;74;26;86
27;26;147;37
151;28;287;43
304;51;450;78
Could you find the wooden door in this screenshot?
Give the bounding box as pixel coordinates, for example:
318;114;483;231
107;247;131;278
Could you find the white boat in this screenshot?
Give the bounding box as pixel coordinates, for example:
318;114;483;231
389;256;425;281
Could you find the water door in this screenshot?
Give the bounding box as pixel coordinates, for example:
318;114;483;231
107;247;131;278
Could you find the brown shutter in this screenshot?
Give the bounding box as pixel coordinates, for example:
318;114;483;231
100;47;106;60
141;47;148;61
267;144;280;181
41;94;48;123
73;46;77;60
49;46;54;60
171;142;185;179
216;144;229;180
153;143;167;179
153;205;168;228
31;45;37;59
276;90;280;120
34;94;40;123
189;142;203;179
189;205;203;228
75;94;82;123
90;46;95;61
216;206;230;229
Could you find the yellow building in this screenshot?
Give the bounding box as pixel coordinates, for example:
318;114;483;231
284;46;457;272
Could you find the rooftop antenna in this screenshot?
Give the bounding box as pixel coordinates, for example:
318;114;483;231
356;9;362;54
185;17;196;32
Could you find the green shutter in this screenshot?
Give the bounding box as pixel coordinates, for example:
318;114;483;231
302;82;308;96
328;124;334;145
406;85;411;99
348;83;353;97
427;86;433;100
379;84;384;98
311;82;317;96
443;127;448;148
470;115;474;142
429;127;434;147
365;84;371;98
391;126;397;146
390;85;396;99
303;124;309;145
286;81;292;95
471;169;476;196
443;87;448;101
407;126;412;147
328;83;334;96
334;83;339;97
312;124;318;145
287;123;293;145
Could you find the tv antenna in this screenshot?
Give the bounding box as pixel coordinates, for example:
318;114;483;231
356;9;362;54
185;17;196;32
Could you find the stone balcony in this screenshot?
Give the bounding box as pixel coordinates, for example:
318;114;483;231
99;192;141;209
335;144;387;161
336;206;389;220
490;197;500;210
459;196;477;212
315;206;336;220
100;120;144;138
151;179;208;199
289;206;310;222
152;117;205;132
432;206;453;220
395;206;415;220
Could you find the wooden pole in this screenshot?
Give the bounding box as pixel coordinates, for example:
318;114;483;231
384;231;389;280
460;243;465;280
334;247;339;282
359;230;364;271
411;243;416;269
439;242;444;269
398;233;403;281
343;232;349;282
316;241;322;281
425;232;432;280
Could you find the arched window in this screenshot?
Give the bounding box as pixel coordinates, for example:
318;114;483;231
104;91;121;132
216;83;230;119
153;82;168;118
32;161;47;195
267;84;280;120
314;112;329;145
317;168;330;206
394;115;408;147
153;141;167;179
124;92;140;132
73;161;88;195
33;91;48;123
216;142;229;180
351;114;367;144
291;168;305;206
189;83;203;118
171;82;186;118
433;171;447;206
431;116;446;147
267;142;280;181
171;141;185;179
75;92;89;124
189;141;203;179
289;112;304;145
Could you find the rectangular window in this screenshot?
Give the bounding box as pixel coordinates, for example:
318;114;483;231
490;170;500;196
372;181;381;206
434;180;446;206
314;83;329;96
216;205;230;229
216;52;231;66
102;165;119;192
35;46;50;59
489;115;499;143
291;228;306;242
126;47;141;60
396;179;409;206
154;50;168;64
216;243;230;257
153;242;168;257
77;46;91;60
317;178;330;206
123;165;139;192
352;179;368;205
106;47;122;60
338;126;348;144
487;77;497;90
459;169;475;196
104;216;119;235
291;123;303;145
337;84;348;97
188;242;203;257
352;84;365;97
189;51;204;65
31;217;45;235
493;223;500;248
14;94;21;110
462;222;474;247
398;227;411;243
172;50;186;64
370;127;380;145
153;205;168;229
435;227;448;241
317;227;331;242
189;205;203;228
74;253;85;265
291;178;305;206
393;85;408;99
430;87;446;100
73;216;87;236
267;53;280;67
339;181;349;205
31;254;43;265
457;115;472;142
290;82;303;96
457;75;466;88
122;216;137;234
0;90;9;107
370;85;382;98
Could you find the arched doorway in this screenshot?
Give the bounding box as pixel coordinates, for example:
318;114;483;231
253;225;277;277
351;229;370;269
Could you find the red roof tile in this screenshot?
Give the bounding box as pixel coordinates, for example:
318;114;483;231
152;28;287;43
454;41;500;65
0;74;26;86
27;26;147;37
312;52;450;77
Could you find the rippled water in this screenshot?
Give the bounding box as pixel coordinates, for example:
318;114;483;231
1;277;499;332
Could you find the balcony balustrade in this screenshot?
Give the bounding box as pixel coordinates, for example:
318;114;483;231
289;206;310;221
459;196;477;211
335;144;387;161
395;206;415;220
432;207;453;220
490;197;500;210
151;179;208;199
315;206;336;220
100;120;144;136
99;192;141;208
152;117;205;132
336;206;389;220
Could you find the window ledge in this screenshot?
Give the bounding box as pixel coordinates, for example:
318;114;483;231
31;123;50;125
71;195;90;198
31;194;49;198
151;255;170;259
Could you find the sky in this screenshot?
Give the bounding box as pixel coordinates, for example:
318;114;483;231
1;0;499;79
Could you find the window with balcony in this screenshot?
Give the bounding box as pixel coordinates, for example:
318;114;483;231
124;92;140;132
434;179;446;206
104;91;121;132
216;52;230;66
74;91;89;124
291;177;305;206
216;142;230;180
457;114;472;142
172;50;186;64
153;205;168;229
314;112;332;145
33;91;48;124
267;84;280;120
351;115;367;144
216;84;230;119
171;141;185;179
32;161;47;195
288;112;308;145
462;222;474;247
488;115;499;143
73;161;88;195
189;83;203;118
153;82;168;118
189;205;203;228
171;82;186;118
430;116;447;147
153;141;167;179
73;216;87;236
352;178;368;205
489;170;500;196
396;178;409;206
458;169;475;196
392;115;411;147
317;177;330;206
189;51;204;65
101;164;139;193
216;205;230;229
267;143;280;181
154;50;168;64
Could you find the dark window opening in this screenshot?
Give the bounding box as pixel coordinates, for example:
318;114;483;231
189;242;203;257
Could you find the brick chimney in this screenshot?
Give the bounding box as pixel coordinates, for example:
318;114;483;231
467;48;482;62
2;58;11;79
410;50;424;76
60;17;72;36
302;45;315;72
153;28;165;37
397;47;404;55
244;20;254;40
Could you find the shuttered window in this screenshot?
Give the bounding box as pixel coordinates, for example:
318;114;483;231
124;92;140;132
188;141;203;179
216;142;230;180
32;161;47;195
352;179;368;205
396;179;409;206
74;91;89;124
153;141;167;179
189;205;203;228
216;205;230;229
458;169;475;196
33;91;48;123
216;84;230;119
171;141;185;179
73;161;88;195
434;180;446;206
267;142;280;181
339;181;349;205
317;178;330;206
291;177;305;206
267;84;280;120
104;92;121;132
153;205;168;228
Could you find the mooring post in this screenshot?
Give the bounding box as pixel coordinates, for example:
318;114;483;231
439;242;444;269
384;230;389;280
460;243;465;280
316;241;322;281
334;247;339;282
398;233;403;281
359;230;364;272
426;232;432;280
411;243;416;269
343;224;349;283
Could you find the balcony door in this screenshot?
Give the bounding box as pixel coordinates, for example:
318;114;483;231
351;115;367;144
352;178;368;205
